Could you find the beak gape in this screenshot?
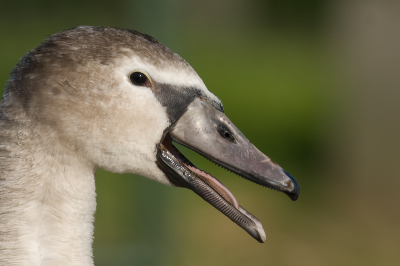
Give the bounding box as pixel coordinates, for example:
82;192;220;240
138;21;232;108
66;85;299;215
157;98;300;243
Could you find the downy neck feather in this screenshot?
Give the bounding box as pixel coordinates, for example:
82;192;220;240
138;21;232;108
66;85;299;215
0;105;96;266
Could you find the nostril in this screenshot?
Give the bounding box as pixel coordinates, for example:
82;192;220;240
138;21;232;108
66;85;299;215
224;131;235;142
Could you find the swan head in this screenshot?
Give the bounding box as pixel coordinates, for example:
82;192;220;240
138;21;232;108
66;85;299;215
5;26;299;243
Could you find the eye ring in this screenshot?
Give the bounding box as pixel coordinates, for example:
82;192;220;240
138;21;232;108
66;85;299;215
129;72;151;87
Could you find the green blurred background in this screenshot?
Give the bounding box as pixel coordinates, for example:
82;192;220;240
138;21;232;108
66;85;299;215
1;0;399;265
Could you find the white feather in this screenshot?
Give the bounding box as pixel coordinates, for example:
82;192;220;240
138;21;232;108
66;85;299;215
0;27;222;265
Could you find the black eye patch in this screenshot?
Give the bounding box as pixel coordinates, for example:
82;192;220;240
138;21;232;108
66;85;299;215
149;82;224;125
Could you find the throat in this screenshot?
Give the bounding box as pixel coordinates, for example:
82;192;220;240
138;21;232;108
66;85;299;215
0;127;97;266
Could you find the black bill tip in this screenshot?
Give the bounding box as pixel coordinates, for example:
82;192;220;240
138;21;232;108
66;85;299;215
283;169;300;201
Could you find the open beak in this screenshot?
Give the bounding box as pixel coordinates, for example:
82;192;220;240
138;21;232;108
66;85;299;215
157;97;300;243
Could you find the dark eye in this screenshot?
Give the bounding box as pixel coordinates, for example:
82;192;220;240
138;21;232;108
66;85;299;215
129;72;150;86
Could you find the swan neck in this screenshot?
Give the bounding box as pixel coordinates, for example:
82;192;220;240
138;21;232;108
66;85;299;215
0;118;97;266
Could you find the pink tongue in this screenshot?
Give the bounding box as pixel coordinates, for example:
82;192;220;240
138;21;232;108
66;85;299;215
185;164;239;209
161;137;239;210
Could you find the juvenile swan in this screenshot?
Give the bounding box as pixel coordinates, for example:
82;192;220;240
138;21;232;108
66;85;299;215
0;27;299;265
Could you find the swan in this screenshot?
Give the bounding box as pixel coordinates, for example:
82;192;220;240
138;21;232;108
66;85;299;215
0;26;299;265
